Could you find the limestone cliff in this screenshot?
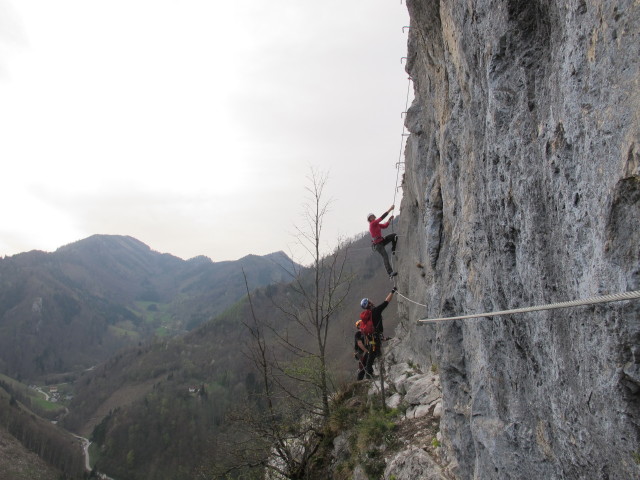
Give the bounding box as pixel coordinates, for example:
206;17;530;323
393;1;640;478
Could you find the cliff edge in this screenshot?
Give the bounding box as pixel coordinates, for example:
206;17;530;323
393;1;640;478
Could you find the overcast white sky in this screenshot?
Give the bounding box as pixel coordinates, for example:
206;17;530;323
0;0;411;263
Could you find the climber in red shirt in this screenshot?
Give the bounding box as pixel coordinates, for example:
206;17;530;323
368;205;398;277
357;288;396;379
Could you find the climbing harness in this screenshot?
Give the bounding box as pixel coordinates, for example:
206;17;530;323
414;290;640;324
367;334;378;352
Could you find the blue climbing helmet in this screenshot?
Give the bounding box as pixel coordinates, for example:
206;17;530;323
360;298;369;309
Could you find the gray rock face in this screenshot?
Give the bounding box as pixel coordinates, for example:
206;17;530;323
394;1;640;479
384;447;448;480
403;373;440;406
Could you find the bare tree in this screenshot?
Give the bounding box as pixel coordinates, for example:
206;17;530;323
217;169;353;479
272;168;353;418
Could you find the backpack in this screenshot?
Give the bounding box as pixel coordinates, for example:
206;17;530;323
359;310;374;335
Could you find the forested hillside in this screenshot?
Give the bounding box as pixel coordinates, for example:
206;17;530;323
0;382;84;479
0;426;64;480
63;232;396;479
0;234;296;380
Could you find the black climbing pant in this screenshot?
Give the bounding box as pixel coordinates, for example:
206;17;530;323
373;233;397;275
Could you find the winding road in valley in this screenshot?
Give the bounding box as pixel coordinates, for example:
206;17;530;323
72;434;115;480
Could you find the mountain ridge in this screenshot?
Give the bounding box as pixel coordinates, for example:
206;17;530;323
60;231;396;479
0;234;300;380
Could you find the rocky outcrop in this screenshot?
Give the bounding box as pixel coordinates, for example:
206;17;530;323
393;1;640;479
330;360;448;479
381;360;448;480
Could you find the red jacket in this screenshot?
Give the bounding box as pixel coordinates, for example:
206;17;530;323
369;213;390;244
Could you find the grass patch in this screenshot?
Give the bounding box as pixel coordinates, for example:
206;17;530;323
155;326;170;337
361;447;386;478
134;301;173;324
320;382;402;480
108;324;140;339
1;375;58;406
30;395;65;413
0;373;17;384
352;407;399;478
355;407;398;452
327;382;369;434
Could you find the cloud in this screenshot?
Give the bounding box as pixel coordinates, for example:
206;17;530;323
0;1;410;261
0;0;27;78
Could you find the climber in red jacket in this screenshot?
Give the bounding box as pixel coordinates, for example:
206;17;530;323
358;287;396;379
368;205;398;277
